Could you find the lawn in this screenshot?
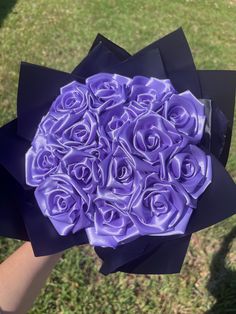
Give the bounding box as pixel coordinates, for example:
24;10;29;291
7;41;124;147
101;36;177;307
0;0;236;313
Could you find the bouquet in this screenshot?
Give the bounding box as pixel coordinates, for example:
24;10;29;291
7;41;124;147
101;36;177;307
0;28;235;275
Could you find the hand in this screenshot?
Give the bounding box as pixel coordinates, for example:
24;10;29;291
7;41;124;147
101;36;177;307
0;241;63;314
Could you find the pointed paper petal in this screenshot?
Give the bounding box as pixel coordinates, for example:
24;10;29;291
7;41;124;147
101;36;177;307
72;42;121;78
197;70;236;165
89;33;130;60
0;164;28;240
95;234;191;275
0;119;30;189
105;47;167;79
136;28;201;97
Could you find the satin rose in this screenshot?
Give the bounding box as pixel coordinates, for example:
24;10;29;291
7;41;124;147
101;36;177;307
119;112;183;165
86;145;142;247
26;143;60;186
26;131;65;186
86;73;131;113
86;199;139;248
130;173;194;235
128;76;175;112
163;91;206;143
49;81;89;118
61;148;99;194
34;174;92;235
98;106;129;141
167;144;212;198
50;111;98;151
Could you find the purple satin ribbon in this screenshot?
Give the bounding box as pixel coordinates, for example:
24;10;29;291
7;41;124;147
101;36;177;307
25;73;212;248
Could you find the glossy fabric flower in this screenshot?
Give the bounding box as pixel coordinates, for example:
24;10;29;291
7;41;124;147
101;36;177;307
86;73;131;113
26;143;60;186
26;73;212;248
61;148;99;194
167;144;212;198
128;76;176;112
130;173;194;235
49;81;89;118
163;91;206;143
119;113;183;165
34;174;92;235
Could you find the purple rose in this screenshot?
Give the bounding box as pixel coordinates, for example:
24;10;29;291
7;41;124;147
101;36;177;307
85;199;138;248
119;112;183;165
163;91;205;143
49;81;88;118
130;173;194;235
128;76;176;112
85;145;142;248
35;113;57;136
98;105;129;141
32;114;66;154
124;101;150;120
86;73;131;113
98;145;142;203
51;111;98;150
25;144;60;187
35;174;92;235
167;144;212;198
61;149;99;194
25;128;66;186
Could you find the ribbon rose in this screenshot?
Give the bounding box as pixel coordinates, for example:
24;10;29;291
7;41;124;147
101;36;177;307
34;173;92;235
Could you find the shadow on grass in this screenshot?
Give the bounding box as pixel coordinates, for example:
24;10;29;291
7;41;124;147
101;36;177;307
206;226;236;313
0;0;18;27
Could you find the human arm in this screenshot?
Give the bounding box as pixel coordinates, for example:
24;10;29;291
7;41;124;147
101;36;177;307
0;241;63;314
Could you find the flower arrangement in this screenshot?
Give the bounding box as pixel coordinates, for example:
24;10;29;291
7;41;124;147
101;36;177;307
26;74;212;248
0;28;235;275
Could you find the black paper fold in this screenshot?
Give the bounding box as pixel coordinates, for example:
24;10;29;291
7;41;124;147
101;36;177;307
0;164;28;240
96;234;192;275
197;70;236;165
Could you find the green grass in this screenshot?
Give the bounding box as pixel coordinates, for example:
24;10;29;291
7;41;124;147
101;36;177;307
0;0;236;313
